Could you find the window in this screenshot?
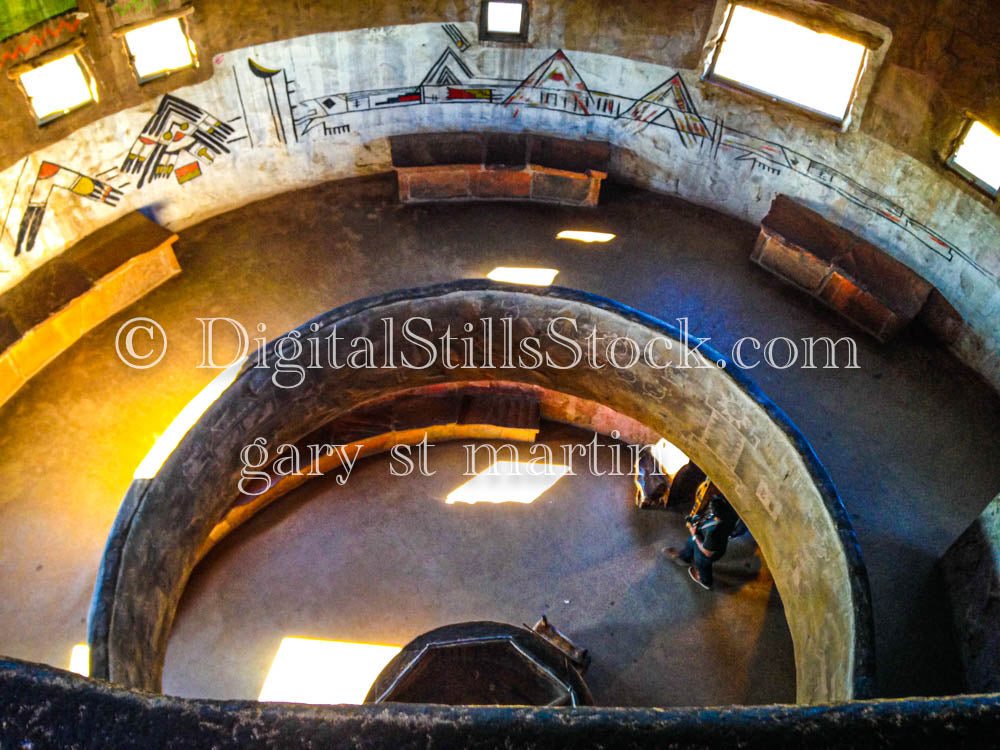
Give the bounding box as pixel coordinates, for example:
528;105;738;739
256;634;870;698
946;119;1000;198
15;49;97;124
706;4;868;124
116;12;197;83
480;0;529;42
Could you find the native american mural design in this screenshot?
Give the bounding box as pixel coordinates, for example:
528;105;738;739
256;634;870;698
121;94;235;188
0;21;994;289
12;162;122;256
254;33;988;277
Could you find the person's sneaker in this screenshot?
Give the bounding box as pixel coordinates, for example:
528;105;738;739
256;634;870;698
664;547;688;567
688;567;711;590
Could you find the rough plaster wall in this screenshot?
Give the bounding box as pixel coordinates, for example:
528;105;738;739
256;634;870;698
0;0;713;166
3;0;997;179
1;21;998;386
824;0;1000;167
94;286;860;703
941;494;1000;693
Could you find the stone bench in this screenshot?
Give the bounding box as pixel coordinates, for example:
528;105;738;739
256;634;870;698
752;195;934;342
0;211;180;408
391;132;608;206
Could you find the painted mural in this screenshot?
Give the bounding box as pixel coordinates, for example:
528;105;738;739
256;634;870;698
0;0;76;45
120;94;235;188
0;22;997;341
0;13;81;65
13;161;122;256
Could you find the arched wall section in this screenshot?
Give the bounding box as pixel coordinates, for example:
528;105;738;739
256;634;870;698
1;21;998;388
87;281;874;705
195;381;665;562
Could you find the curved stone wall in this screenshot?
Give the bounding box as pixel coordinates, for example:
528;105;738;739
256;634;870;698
1;21;997;389
88;281;874;704
196;382;662;562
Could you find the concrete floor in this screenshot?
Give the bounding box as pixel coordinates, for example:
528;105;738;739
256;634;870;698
165;425;791;706
1;175;999;703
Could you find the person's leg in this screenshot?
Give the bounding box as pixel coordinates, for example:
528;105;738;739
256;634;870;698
692;546;714;588
678;535;695;564
665;536;697;568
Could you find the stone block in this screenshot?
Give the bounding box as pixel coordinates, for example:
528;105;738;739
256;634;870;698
69;211;178;282
484;133;527;168
762;194;851;264
392;134;608;206
403;167;472;200
6;317;76;379
751;231;832;292
757;195;934;342
1;260;91;334
818;271;902;341
833;240;932;319
390;133;485;167
80;246;180;330
917;287;965;345
528;135;611;173
0;308;22;352
398;163;603;206
47;294;88;343
585;171;606;206
473;168;531;198
0;211;181;407
530;167;593;204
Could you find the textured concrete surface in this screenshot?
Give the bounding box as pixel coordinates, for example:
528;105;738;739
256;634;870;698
164;436;791;707
0;177;998;702
158;397;796;707
3;657;1000;750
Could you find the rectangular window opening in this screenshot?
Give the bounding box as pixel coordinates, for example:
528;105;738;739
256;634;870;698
17;52;97;124
947;119;1000;198
480;0;529;42
122;15;197;83
707;4;868;125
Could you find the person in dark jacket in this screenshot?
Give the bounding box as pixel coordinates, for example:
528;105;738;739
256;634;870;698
665;481;740;590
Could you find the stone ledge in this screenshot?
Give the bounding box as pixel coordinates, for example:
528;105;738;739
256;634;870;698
1;656;999;749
